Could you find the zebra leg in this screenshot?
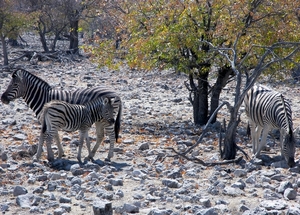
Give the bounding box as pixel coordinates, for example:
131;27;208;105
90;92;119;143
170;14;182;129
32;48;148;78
77;130;86;164
36;132;45;161
53;131;64;158
85;130;92;161
106;124;115;161
45;134;55;162
89;121;105;160
249;121;258;154
255;125;270;157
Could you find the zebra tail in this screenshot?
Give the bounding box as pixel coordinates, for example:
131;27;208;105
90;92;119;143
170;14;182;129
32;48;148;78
115;103;122;142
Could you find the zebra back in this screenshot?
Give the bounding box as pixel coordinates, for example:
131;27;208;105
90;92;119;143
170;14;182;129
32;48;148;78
244;84;293;132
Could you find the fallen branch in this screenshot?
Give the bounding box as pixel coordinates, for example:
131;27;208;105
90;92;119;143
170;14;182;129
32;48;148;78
156;147;243;166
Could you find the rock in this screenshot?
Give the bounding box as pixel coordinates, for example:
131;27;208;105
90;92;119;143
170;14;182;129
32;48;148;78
162;179;181;188
59;196;71;203
70;164;84;176
123;203;139;213
93;200;112;215
234;169;247;177
16;194;34;208
260;200;287;210
284;188;297;200
139;142;149;151
109;178;123;186
277;181;293;193
13;186;28;196
148;208;173;215
287;207;300;215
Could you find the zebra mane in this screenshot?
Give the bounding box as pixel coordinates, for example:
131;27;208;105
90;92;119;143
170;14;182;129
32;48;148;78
17;69;52;90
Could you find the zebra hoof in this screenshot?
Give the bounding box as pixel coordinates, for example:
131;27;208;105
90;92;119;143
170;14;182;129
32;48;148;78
104;157;111;162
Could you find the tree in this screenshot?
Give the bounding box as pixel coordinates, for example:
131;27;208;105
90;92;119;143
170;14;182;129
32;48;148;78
86;0;300;128
0;0;30;66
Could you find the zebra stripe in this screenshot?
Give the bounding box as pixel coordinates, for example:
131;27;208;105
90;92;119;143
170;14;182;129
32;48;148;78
244;84;295;167
1;69;122;162
38;97;115;163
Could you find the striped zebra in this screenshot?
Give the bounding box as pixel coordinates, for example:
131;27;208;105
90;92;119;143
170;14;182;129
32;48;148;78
38;97;115;163
244;84;296;167
1;69;122;162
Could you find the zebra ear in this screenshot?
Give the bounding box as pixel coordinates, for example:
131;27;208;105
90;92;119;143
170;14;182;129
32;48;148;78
103;97;110;105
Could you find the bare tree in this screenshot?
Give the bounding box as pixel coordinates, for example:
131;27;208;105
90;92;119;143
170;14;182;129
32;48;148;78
170;39;300;163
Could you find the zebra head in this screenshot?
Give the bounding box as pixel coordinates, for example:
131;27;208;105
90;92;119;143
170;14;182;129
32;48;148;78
101;97;115;125
1;69;26;104
281;128;296;167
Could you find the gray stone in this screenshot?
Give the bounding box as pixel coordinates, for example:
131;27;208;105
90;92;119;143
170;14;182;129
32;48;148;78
47;181;57;191
284;188;297;200
13;185;28;196
93;200;112;215
0;204;9;212
139;142;149;151
277;181;293;193
53;208;65;215
123;203;139;213
50;172;61;180
263;189;282;200
16;194;34;208
76;190;84;200
59;196;71;203
167;169;182;179
239;204;249;212
287;207;300;215
2;118;16;125
200;198;211;208
245;174;256;184
231;179;246;190
195;208;218;215
33;186;44;194
71;176;82;185
115;190;124;198
234;169;247;177
270;174;286;181
260;200;287;210
148;208;173;215
61;203;71;213
162;179;181;188
13;134;26;140
223;186;244;196
70;164;84;176
109;178;123;186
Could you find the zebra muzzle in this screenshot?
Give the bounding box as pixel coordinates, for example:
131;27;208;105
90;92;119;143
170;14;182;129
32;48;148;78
1;94;10;104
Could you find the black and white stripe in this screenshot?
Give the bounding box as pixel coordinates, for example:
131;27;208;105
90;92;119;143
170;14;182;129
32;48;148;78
1;69;122;161
38;97;115;163
244;84;295;167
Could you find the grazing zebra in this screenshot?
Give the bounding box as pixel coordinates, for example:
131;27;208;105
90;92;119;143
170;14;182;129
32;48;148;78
38;97;115;163
244;84;296;167
1;69;122;162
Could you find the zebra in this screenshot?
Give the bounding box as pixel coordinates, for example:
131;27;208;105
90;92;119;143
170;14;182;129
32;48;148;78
38;97;115;163
1;69;122;162
244;84;296;167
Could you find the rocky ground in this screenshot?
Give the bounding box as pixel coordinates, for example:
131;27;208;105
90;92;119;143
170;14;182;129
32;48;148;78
1;36;300;215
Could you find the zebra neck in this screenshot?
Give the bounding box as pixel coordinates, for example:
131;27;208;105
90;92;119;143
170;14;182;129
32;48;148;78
23;84;51;120
86;103;102;122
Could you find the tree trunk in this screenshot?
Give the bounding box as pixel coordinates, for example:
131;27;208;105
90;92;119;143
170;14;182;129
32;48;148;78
192;72;209;126
210;66;233;123
69;16;79;54
1;33;9;65
39;31;49;52
221;119;239;159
